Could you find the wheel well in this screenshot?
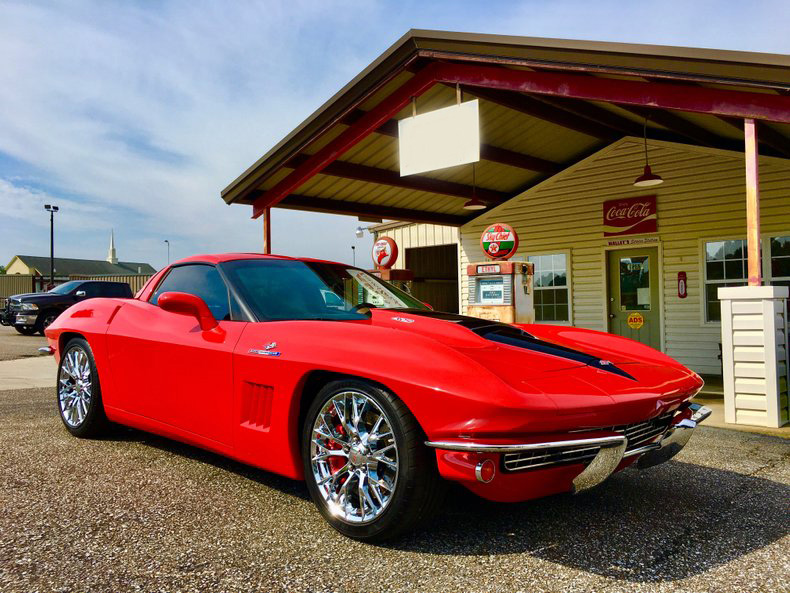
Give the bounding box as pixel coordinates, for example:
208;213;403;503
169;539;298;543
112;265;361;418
295;370;425;443
58;331;84;352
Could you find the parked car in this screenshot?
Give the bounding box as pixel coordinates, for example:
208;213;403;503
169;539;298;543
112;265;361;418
44;254;709;541
1;280;132;335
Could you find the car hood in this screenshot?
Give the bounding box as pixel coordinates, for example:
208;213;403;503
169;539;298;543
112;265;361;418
363;308;701;400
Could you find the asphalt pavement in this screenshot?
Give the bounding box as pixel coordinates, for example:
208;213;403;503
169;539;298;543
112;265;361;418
1;383;788;593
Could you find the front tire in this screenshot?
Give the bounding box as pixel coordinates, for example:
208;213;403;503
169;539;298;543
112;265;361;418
57;337;110;438
14;325;37;336
37;310;59;335
302;379;445;541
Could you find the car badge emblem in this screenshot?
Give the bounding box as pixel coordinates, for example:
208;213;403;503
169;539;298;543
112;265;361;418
249;342;281;356
391;317;414;323
599;360;612;366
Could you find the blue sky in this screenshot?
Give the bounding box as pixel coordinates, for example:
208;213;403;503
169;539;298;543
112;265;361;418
1;0;789;270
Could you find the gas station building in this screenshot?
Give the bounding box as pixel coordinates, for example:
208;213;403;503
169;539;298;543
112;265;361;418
222;30;790;427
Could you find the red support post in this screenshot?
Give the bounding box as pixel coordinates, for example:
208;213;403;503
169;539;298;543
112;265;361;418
263;207;272;254
744;118;761;286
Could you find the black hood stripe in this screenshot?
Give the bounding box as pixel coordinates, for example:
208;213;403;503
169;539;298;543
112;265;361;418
398;309;636;381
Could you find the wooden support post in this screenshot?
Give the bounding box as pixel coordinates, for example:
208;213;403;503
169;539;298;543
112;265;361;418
263;207;272;254
744;118;761;286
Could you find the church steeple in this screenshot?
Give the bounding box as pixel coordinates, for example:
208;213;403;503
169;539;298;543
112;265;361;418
107;229;118;265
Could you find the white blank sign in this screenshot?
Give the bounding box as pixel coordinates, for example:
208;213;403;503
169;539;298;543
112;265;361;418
398;100;480;176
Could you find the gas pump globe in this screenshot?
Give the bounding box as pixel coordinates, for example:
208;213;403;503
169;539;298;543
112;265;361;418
369;237;414;294
467;223;534;323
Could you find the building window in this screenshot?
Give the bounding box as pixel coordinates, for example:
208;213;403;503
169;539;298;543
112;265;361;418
528;253;569;322
704;239;748;322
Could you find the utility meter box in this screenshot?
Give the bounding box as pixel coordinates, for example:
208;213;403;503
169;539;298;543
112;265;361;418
467;261;534;324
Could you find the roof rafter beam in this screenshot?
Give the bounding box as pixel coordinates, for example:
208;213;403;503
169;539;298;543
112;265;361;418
252;62;790;217
638;75;790;157
271;194;468;226
285;154;509;203
461;86;619;140
719;119;790;158
342;109;561;174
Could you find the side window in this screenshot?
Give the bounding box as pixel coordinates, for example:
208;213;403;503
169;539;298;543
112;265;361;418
79;283;102;298
151;264;231;321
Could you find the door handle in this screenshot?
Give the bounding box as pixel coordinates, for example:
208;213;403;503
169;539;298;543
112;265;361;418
608;314;616;319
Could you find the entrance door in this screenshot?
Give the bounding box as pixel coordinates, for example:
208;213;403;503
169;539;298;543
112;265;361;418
607;247;661;350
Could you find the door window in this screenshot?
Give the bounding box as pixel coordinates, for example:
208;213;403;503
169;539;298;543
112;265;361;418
619;256;651;311
151;264;231;321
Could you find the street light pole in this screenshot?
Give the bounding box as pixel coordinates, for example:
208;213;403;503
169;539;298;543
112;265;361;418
164;239;170;265
44;205;59;289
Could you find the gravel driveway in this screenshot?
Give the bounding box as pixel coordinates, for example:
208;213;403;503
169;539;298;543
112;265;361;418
1;386;788;593
0;325;47;361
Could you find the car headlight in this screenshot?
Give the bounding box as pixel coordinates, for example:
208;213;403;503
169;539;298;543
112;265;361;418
19;303;39;311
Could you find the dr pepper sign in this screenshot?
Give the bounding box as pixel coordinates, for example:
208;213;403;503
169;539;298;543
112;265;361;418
480;223;519;260
372;237;398;269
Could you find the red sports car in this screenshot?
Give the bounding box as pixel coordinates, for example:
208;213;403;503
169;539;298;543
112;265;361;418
45;253;709;541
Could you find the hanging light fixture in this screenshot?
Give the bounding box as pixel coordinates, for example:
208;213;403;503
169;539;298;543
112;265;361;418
633;116;664;187
463;163;487;210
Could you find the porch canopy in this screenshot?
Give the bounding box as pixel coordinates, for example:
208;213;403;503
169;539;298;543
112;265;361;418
221;30;790;235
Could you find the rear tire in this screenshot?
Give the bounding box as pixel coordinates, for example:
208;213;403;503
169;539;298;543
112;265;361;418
14;325;37;336
57;337;110;438
302;379;445;542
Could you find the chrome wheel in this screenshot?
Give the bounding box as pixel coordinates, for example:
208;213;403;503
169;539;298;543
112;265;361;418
310;390;399;524
58;347;92;428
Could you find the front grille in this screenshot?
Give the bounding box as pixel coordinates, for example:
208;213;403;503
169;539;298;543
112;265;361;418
503;443;601;472
502;412;674;473
614;412;673;451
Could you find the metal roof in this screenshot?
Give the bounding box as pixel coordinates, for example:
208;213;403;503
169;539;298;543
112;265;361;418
11;255;156;276
222;30;790;226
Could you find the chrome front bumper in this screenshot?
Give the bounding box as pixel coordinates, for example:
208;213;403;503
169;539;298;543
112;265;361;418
636;404;711;469
426;404;712;493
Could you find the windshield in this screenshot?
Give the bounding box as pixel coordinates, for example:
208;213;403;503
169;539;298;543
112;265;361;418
48;281;83;295
221;259;427;321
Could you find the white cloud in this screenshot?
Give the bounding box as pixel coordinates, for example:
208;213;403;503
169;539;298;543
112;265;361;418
0;0;787;269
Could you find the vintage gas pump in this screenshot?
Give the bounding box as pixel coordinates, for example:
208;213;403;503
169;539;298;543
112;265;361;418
466;223;534;323
368;237;414;293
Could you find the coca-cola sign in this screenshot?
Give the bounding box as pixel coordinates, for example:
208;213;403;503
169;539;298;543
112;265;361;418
603;195;657;237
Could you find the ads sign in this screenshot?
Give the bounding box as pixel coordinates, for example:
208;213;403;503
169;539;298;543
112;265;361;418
603;196;657;237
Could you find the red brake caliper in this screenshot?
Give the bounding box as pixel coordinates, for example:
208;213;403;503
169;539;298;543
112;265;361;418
326;412;347;478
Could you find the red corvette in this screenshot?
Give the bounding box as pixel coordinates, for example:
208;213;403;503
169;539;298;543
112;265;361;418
45;253;709;541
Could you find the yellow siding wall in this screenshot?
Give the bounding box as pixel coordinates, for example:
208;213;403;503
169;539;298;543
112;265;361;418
459;138;790;375
374;223;459;270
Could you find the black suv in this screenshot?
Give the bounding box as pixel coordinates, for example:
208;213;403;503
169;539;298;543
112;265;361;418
1;280;133;335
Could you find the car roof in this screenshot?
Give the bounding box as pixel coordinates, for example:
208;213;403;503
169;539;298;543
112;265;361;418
173;253;346;266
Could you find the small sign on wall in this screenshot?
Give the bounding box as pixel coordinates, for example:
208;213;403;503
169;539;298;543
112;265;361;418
603;195;657;237
678;271;688;299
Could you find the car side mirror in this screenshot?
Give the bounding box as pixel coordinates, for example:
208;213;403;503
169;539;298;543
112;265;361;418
423;301;434;310
75;290;86;298
158;291;218;331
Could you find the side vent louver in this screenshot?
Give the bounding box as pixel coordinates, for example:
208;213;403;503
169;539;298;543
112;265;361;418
240;382;274;430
